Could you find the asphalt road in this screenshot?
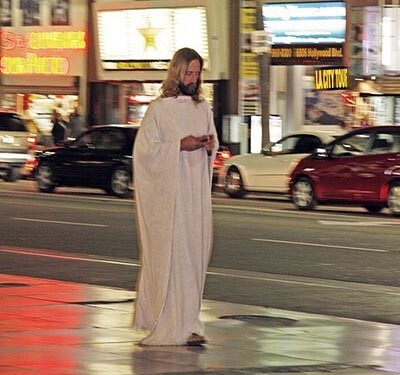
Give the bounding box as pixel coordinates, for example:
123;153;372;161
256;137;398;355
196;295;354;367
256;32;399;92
1;180;400;325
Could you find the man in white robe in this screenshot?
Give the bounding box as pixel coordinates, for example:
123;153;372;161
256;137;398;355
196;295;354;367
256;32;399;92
133;48;218;346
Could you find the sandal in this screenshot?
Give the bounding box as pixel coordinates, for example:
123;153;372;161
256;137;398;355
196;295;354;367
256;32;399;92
186;333;206;346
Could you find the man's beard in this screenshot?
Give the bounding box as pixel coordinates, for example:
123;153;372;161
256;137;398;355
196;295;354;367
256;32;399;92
179;82;198;96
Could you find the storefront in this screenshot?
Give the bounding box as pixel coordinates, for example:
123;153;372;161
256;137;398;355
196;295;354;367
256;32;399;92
238;1;347;154
88;0;230;139
0;0;88;137
346;4;400;127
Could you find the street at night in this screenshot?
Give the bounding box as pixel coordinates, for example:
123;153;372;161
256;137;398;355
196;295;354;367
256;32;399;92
2;0;399;372
2;180;400;325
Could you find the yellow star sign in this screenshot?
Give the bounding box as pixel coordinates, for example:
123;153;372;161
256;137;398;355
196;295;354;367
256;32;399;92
137;19;163;51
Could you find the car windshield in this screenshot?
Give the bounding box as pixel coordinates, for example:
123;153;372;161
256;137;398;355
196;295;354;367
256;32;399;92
369;132;400;154
72;128;128;150
0;114;26;132
331;132;372;157
268;135;322;155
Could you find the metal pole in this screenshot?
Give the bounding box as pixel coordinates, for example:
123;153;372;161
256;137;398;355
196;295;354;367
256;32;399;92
256;1;270;147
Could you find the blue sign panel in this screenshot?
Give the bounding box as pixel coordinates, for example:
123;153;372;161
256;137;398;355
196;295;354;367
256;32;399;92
263;2;346;45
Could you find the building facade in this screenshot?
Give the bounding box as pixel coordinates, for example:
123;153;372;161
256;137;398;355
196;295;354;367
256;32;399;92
87;0;231;143
0;0;89;137
2;0;400;153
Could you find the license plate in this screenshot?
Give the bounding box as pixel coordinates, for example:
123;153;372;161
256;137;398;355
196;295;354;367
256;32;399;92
1;135;14;144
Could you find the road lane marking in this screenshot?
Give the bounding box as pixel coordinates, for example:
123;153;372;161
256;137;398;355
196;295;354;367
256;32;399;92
0;247;136;266
207;268;400;296
12;218;107;227
251;238;388;253
319;220;400;226
2;247;400;297
212;203;394;220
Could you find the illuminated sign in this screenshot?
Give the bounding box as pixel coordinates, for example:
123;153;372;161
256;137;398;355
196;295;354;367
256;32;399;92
107;61;169;70
271;44;344;65
382;7;400;74
97;7;209;70
314;67;348;90
263;2;346;65
0;31;86;75
1;53;69;75
262;2;346;45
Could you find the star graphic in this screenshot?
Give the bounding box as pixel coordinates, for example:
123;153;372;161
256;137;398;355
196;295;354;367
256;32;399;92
137;19;163;51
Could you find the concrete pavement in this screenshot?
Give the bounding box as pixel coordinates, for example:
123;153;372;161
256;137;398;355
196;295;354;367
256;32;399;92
0;273;399;375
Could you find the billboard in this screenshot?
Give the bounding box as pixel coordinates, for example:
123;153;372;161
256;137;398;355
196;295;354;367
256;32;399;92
97;7;209;71
262;2;346;65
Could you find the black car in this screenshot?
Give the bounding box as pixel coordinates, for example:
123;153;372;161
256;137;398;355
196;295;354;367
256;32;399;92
34;125;138;198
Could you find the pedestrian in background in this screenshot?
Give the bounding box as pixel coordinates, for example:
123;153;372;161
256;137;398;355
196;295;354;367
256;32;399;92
133;47;218;346
68;103;87;140
51;108;67;145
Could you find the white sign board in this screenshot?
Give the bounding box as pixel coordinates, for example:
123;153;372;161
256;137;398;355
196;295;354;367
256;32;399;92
251;30;270;54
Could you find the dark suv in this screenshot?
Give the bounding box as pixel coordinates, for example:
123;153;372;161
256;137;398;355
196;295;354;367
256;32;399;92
34;125;138;198
0;111;31;182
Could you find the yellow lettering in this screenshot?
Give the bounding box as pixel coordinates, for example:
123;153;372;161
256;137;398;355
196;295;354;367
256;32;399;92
315;70;322;90
0;53;69;75
294;48;308;58
331;47;343;57
334;68;348;88
315;68;348;90
271;47;292;58
28;31;86;49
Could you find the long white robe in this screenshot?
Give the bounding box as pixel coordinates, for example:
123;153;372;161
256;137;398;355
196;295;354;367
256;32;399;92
133;96;218;345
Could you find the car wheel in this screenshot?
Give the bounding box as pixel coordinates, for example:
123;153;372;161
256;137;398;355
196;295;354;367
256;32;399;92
108;166;131;198
387;183;400;216
291;177;316;210
35;163;56;193
3;167;20;182
364;204;384;214
224;166;246;198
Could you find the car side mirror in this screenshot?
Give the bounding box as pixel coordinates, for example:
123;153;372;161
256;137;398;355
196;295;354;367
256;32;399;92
262;142;282;156
313;147;329;159
261;147;272;156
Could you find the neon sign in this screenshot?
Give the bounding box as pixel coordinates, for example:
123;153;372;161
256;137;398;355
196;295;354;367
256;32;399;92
29;32;86;49
1;53;69;75
0;31;86;75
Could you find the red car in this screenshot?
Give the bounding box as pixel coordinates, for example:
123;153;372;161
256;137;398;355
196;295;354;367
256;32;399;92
288;126;400;216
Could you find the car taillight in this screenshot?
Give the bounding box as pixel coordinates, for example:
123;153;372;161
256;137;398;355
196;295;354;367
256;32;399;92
26;156;38;167
26;135;37;151
213;149;232;169
219;151;232;160
213;159;222;168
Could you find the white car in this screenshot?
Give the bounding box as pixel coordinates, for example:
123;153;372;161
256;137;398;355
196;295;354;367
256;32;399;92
219;130;345;198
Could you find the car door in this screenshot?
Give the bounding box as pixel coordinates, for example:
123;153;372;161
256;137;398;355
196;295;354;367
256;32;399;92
248;134;323;191
355;131;400;201
79;128;128;186
315;131;374;200
52;130;98;184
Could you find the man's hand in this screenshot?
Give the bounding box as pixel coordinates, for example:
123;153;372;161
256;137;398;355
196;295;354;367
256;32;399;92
203;134;215;155
180;135;214;152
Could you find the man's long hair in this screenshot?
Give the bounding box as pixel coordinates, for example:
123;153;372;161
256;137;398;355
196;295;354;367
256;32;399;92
161;48;204;102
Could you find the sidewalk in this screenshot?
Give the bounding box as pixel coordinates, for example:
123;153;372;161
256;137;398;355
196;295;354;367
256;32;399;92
0;274;399;375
